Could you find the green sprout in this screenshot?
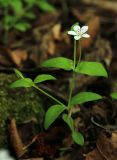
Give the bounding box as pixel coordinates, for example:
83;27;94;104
10;23;108;146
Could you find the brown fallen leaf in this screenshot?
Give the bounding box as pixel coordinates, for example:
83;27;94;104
97;132;117;160
81;0;117;16
10;49;28;67
86;130;117;160
71;8;95;23
8;118;27;158
47;40;56;55
85;148;105;160
52;23;61;40
82;16;100;49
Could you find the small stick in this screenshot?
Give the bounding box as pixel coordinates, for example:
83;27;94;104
8;118;27;158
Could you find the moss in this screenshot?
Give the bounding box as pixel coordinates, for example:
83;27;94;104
0;73;44;146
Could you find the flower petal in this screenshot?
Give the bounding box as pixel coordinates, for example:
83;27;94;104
73;25;80;32
81;26;88;34
82;33;90;38
74;35;81;40
68;31;76;36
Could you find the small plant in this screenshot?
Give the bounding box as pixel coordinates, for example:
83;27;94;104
0;0;55;44
11;23;108;145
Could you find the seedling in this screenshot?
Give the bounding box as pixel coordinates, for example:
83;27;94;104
11;23;108;146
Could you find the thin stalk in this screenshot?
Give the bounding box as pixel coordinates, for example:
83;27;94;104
77;40;82;65
68;39;82;116
33;84;64;106
68;73;75;109
73;40;77;69
68;40;77;109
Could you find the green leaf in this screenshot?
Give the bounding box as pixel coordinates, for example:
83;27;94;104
34;74;56;83
62;114;74;132
42;57;74;71
36;0;56;12
110;92;117;100
0;0;10;7
71;92;102;106
10;0;24;16
25;0;36;6
72;131;84;146
14;69;24;78
44;104;66;130
75;61;108;78
4;16;15;30
10;78;34;88
14;22;31;32
24;12;36;19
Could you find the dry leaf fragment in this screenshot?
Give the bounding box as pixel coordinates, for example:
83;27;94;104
82;16;100;48
8;118;27;158
10;49;28;67
47;40;56;55
86;131;117;160
71;8;95;23
81;0;117;16
85;148;105;160
52;23;61;40
97;132;117;160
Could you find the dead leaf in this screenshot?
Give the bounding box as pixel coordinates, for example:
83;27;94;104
8;118;27;158
82;16;100;48
52;23;61;40
10;49;28;67
85;148;105;160
47;40;56;55
97;132;117;160
71;8;95;23
81;0;117;16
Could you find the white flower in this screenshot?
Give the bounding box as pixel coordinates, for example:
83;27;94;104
68;23;90;40
0;149;15;160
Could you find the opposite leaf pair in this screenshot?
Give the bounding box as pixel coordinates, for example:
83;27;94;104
11;23;108;146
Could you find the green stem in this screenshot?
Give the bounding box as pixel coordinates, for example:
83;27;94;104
77;40;82;65
68;40;77;109
73;40;77;69
68;39;82;115
68;73;75;109
33;85;64;106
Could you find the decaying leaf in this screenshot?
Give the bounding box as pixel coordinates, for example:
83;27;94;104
86;130;117;160
82;16;100;49
85;148;105;160
81;0;117;16
97;132;117;160
8;118;27;158
52;23;61;40
10;49;28;67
